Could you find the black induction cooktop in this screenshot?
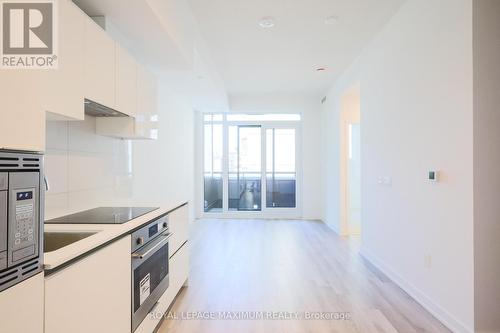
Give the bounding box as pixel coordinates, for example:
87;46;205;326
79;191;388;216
45;207;159;225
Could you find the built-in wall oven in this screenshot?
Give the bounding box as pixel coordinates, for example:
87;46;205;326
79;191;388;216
131;214;171;332
0;150;44;292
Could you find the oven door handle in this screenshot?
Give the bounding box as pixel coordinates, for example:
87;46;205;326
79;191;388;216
132;232;172;260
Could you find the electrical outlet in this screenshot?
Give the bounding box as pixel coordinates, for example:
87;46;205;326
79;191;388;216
424;255;432;268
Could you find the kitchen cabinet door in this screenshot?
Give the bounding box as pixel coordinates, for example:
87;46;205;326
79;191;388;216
115;43;137;116
96;63;157;139
42;0;85;120
169;204;189;255
0;71;45;151
134;64;158;138
83;16;115;108
0;273;44;333
137;64;157;117
44;236;131;333
169;241;189;291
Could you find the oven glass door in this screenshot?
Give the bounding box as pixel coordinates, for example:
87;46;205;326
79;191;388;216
132;241;169;313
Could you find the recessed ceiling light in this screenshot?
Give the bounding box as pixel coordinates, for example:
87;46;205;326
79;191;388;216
258;16;275;28
316;67;327;72
324;15;339;25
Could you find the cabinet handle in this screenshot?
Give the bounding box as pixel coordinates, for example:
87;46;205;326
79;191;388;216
44;176;50;192
132;232;172;260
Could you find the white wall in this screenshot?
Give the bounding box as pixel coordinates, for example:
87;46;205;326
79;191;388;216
321;0;474;332
44;80;195;221
473;0;500;331
225;93;323;220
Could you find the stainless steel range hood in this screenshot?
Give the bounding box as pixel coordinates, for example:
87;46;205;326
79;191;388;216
84;99;128;117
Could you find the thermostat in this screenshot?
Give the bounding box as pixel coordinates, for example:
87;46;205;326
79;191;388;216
428;171;439;182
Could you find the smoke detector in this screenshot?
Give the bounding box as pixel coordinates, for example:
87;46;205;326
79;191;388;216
258;16;275;28
324;15;339;25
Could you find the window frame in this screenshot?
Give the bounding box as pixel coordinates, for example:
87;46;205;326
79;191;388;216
201;113;303;218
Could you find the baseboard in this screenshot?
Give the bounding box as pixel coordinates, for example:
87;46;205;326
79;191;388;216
324;221;341;235
359;247;473;333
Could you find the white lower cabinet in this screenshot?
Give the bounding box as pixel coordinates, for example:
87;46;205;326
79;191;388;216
44;236;131;333
169;204;189;255
0;273;44;333
135;242;189;333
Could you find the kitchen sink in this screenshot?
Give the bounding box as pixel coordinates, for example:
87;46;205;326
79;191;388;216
44;231;97;253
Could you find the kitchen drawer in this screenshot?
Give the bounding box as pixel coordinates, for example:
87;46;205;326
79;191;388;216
169;241;189;292
169;205;189;255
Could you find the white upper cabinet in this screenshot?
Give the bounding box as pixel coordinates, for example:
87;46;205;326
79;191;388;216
0;71;45;151
96;63;159;140
136;64;158;138
42;0;85;121
115;43;137;116
137;64;158;117
0;0;159;151
83;16;115;107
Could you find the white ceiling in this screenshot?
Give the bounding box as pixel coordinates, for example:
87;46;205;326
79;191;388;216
186;0;405;97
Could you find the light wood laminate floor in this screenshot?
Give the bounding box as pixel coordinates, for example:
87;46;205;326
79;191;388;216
157;219;450;333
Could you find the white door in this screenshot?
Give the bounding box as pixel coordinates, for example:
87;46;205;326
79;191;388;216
227;125;262;212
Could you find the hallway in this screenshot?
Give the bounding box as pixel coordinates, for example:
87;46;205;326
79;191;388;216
158;219;450;333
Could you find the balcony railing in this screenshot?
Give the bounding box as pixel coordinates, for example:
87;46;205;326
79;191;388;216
204;173;296;212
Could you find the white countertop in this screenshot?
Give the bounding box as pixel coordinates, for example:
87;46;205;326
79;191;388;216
43;201;187;271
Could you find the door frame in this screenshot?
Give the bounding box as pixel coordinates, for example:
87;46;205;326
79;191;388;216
339;85;361;235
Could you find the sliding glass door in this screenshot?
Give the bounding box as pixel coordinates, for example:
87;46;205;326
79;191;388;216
228;125;262;211
265;128;296;208
203;118;223;212
203;114;300;216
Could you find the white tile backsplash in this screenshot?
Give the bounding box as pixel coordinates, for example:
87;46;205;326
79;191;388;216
44;150;68;194
68;117;119;154
45;193;69;220
67;151;114;192
45;116;132;219
45;121;68;150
